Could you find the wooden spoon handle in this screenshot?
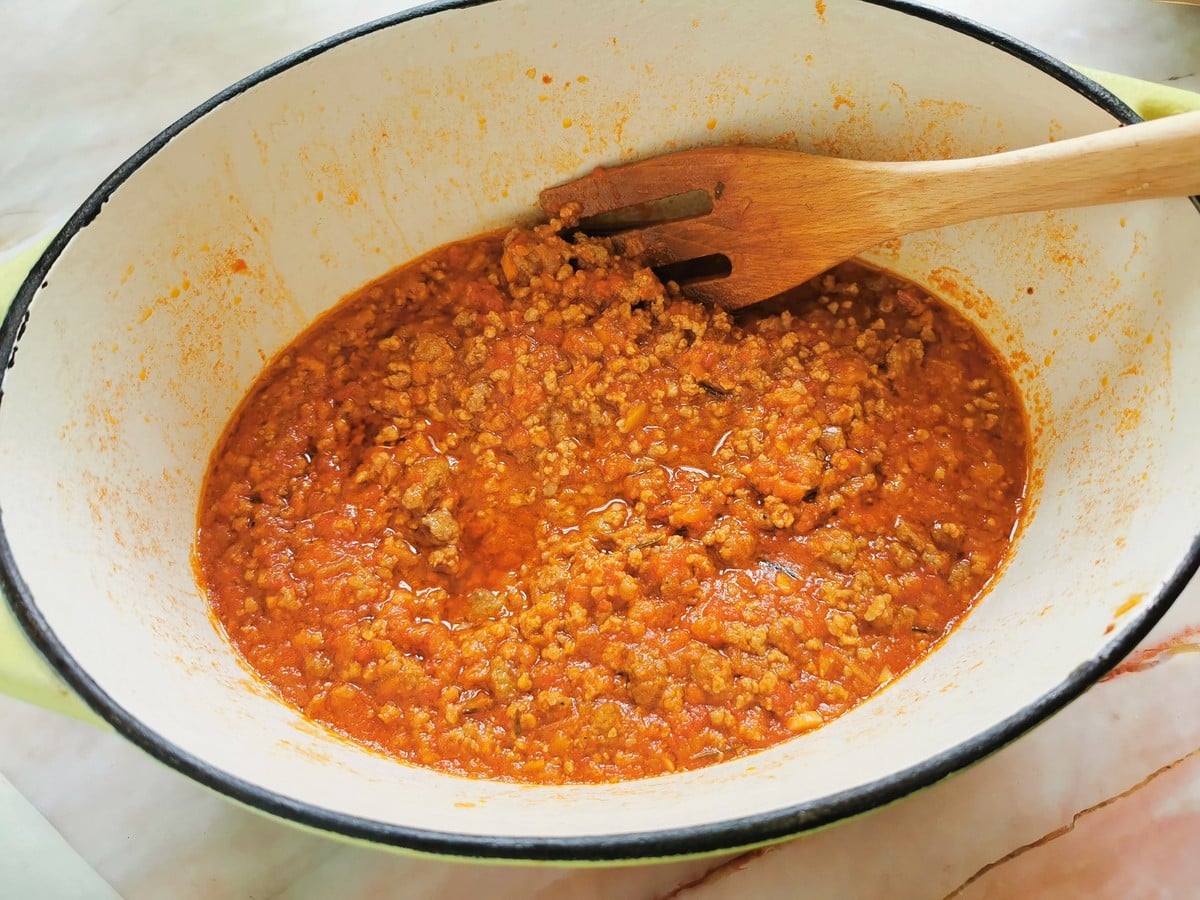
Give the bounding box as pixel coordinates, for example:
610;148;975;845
891;110;1200;232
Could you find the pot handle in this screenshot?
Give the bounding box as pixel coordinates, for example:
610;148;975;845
0;597;99;723
0;236;101;724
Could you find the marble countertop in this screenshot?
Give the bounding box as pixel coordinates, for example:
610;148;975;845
1;1;1198;897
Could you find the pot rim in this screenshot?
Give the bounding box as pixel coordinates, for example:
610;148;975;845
1;0;1197;863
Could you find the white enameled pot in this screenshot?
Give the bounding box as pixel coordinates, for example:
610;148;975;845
0;0;1197;863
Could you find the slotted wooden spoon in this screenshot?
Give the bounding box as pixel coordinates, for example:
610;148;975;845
539;110;1200;309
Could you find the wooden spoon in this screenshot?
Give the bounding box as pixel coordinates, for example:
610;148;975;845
539;110;1200;309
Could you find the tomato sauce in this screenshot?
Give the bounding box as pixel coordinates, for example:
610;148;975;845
197;213;1028;784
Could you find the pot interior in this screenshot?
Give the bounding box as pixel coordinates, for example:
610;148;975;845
1;0;1197;856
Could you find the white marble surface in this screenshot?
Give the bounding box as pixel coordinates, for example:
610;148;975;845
1;1;1198;897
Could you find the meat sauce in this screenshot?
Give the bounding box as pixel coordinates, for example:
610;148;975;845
197;210;1028;784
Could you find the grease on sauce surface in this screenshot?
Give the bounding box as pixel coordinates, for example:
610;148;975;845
197;214;1028;784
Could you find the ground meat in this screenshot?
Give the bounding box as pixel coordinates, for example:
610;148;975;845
197;214;1028;785
421;508;459;544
